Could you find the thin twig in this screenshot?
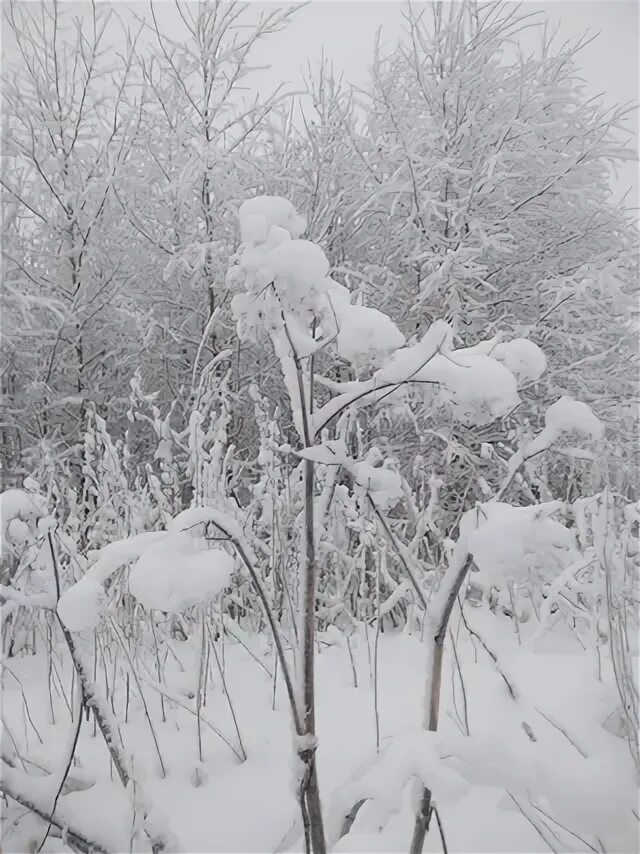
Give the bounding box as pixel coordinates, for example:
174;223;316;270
433;805;449;854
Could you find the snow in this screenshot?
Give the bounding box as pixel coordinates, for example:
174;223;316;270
490;338;547;385
309;333;523;432
6;516;31;545
327;730;468;845
84;531;170;584
293;444;404;512
352;462;404;512
57;576;108;632
239;227;292;278
2;188;632;854
462;501;579;587
296;439;350;466
254;239;331;315
168;505;244;542
544;395;604;440
373;323;521;426
281;310;323;358
0;583;56;610
1;612;636;854
128;533;234;613
376;320;453;384
449;335;547;386
417;350;520;426
229;291;266;343
326;286;405;366
54;512;242;628
238;195;306;246
524;396;604;458
0;488;48;534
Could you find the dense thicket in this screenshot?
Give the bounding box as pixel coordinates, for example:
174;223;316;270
2;1;637;503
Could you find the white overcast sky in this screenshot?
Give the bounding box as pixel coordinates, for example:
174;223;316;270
3;1;638;202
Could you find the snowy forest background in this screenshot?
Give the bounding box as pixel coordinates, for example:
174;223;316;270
1;1;639;852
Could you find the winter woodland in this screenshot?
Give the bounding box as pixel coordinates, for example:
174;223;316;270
1;1;639;852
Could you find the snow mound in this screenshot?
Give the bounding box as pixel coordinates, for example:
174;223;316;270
239;225;292;276
418;351;520;426
85;531;169;584
455;336;546;386
376;320;453;384
462;501;578;586
128;533;234;613
352;463;403;512
255;240;331;315
1;488;48;529
326;284;405;365
490;338;547;385
57;576;108;632
1;488;50;557
545;396;603;440
238;196;306;246
524;396;604;458
6;517;31;546
297;439;350;466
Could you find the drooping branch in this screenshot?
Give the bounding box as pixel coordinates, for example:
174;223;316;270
1;765;110;854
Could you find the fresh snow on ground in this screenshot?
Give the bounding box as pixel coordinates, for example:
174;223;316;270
1;614;636;853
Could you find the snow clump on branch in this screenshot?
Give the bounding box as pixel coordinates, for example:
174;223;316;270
460;501;579;587
231;195;550;429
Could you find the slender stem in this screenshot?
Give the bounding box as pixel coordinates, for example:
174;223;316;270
206;527;301;734
35;680;84;853
47;534;130;788
410;552;473;854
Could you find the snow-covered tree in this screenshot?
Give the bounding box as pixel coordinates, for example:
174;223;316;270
271;1;638;508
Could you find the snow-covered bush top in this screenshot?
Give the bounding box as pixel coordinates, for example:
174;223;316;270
56;507;242;631
230;195;549;429
458;336;548;385
128;533;234;613
460;501;579;587
521;396;604;461
0;487;49;552
238;195;306;245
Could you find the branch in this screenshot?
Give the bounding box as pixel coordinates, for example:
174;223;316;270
0;766;109;854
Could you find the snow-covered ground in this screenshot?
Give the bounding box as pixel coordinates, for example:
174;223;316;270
2;610;636;853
